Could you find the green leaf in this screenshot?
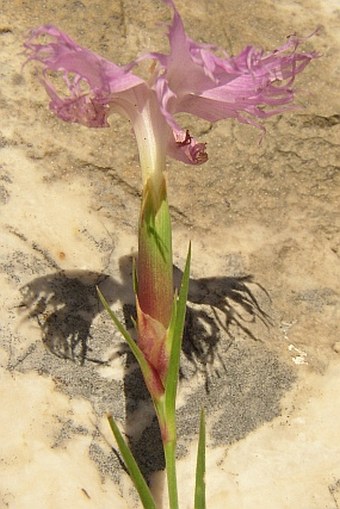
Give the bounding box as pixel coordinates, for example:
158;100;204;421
165;243;191;416
97;287;152;384
194;409;206;509
108;416;156;509
132;256;138;295
163;438;180;509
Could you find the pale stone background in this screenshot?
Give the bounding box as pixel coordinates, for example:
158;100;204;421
0;0;339;508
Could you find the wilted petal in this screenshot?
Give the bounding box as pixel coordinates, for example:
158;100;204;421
41;75;111;127
168;128;207;165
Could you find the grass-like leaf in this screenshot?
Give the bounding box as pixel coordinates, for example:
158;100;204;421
108;416;156;509
97;288;150;374
132;256;138;295
165;242;191;415
194;409;206;509
96;287;153;388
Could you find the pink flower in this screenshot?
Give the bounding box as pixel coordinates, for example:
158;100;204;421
151;0;317;131
24;0;317;171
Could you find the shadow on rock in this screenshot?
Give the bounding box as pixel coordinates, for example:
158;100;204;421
18;256;273;481
181;270;272;383
19;257;271;369
18;270;118;365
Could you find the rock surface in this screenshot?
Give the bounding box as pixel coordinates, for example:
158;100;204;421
0;0;339;507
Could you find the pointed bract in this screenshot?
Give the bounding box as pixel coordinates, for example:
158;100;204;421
136;298;168;386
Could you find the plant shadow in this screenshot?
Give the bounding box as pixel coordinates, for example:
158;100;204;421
19;255;272;482
19;269;116;365
178;267;272;389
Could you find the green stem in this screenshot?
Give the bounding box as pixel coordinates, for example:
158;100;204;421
136;154;186;509
154;397;179;509
164;438;179;509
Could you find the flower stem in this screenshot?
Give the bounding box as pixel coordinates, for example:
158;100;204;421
164;438;179;509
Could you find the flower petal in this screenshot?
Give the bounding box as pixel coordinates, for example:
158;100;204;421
24;4;317;165
155;0;318;127
24;25;146;127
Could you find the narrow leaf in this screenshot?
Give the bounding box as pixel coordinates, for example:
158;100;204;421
132;256;138;295
108;416;156;509
194;409;206;509
165;243;191;413
97;287;151;381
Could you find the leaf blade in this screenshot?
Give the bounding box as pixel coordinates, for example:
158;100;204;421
194;409;206;509
165;243;191;413
97;287;153;385
108;416;156;509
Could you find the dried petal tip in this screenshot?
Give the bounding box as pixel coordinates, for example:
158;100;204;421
190;142;208;165
168;128;208;165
